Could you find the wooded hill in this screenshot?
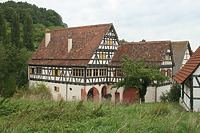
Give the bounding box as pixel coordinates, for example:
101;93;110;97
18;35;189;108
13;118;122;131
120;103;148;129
0;1;67;48
0;1;67;97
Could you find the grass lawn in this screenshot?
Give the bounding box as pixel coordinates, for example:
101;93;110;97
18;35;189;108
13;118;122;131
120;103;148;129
0;98;200;133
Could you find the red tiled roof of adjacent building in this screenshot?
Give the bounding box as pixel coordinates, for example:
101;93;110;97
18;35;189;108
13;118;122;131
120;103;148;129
108;41;171;66
173;46;200;84
28;23;113;66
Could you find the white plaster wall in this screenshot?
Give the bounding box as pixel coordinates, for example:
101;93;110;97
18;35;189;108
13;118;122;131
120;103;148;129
193;66;200;75
67;84;83;101
193;87;200;98
30;80;67;101
145;85;171;102
145;86;155;102
157;85;171;102
193;100;200;112
183;84;190;109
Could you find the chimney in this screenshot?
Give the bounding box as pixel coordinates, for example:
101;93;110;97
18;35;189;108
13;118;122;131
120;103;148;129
68;35;72;53
45;29;51;47
141;39;146;42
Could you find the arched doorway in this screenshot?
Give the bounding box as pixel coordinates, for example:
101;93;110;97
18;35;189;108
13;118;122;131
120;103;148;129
87;87;99;102
87;88;94;101
101;86;107;98
101;86;107;102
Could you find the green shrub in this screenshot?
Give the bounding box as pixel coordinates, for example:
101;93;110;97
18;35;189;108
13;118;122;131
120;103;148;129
160;82;181;102
14;82;52;100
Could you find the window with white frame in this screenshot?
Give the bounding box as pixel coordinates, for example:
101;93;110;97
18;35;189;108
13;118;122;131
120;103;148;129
72;68;84;77
36;67;42;74
93;69;99;77
114;69;123;77
87;69;92;77
99;69;107;77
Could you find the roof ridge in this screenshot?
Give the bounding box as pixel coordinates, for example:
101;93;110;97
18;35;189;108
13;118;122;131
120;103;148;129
54;23;113;32
121;41;171;45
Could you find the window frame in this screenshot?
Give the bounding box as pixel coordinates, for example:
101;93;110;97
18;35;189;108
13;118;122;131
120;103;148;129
72;68;84;77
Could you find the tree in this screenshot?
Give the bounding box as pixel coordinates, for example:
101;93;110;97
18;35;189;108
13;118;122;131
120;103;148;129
23;13;34;51
119;39;127;43
0;7;7;45
113;55;168;102
11;11;21;49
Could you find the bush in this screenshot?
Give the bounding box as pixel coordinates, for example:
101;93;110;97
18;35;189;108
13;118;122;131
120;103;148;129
160;82;181;102
14;82;52;100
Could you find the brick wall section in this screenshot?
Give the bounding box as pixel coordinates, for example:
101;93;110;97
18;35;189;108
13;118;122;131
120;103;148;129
81;89;87;101
123;88;140;103
93;87;99;102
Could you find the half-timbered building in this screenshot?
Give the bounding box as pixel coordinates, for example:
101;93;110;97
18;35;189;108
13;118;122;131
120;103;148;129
28;23;191;103
174;46;200;112
28;23;121;101
109;41;174;102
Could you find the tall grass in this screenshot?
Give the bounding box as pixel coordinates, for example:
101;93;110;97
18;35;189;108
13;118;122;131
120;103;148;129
0;98;200;133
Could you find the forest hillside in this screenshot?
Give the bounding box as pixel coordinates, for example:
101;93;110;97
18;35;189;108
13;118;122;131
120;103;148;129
0;1;67;97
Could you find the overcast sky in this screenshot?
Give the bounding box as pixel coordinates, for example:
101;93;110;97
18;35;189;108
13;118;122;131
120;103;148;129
1;0;200;51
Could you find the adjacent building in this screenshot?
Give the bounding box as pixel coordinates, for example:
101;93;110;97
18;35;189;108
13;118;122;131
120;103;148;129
174;46;200;112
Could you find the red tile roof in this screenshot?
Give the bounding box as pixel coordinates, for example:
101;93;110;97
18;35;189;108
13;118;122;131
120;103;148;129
108;41;171;66
28;23;113;66
173;46;200;84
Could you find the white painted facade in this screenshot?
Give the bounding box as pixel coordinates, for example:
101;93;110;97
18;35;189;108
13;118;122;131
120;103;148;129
181;66;200;112
145;85;171;102
181;48;190;68
29;80;124;103
192;66;200;112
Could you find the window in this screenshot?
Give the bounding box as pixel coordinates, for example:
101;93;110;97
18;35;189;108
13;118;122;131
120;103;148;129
165;55;169;60
87;69;92;77
93;69;99;77
36;67;42;74
114;69;123;77
99;69;106;76
167;69;171;77
52;69;61;76
30;68;35;74
30;68;32;74
57;70;61;76
54;86;59;92
161;69;165;76
107;40;113;45
100;54;106;59
72;68;84;77
52;69;56;76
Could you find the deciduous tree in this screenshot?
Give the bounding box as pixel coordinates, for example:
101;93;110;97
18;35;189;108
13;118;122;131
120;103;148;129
113;55;168;102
